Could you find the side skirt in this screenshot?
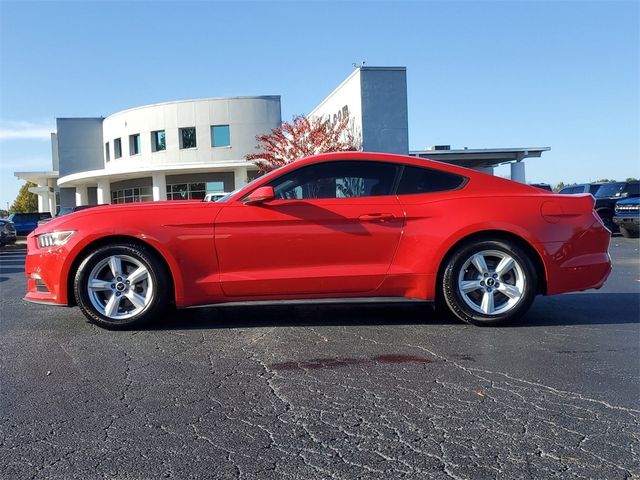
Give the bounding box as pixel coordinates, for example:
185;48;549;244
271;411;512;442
183;297;433;310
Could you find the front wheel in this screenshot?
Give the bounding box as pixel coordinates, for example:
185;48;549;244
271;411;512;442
440;240;537;326
74;243;169;329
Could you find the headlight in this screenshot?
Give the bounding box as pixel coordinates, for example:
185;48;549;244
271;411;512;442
37;230;75;248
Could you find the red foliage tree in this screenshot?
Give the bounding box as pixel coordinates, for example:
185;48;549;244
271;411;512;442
246;113;359;172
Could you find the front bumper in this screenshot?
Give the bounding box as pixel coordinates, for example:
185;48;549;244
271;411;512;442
613;216;639;232
24;234;71;305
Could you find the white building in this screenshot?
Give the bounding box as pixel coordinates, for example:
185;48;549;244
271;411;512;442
16;67;548;215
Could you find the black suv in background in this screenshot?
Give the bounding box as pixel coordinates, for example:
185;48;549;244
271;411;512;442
594;181;640;233
558;183;602;195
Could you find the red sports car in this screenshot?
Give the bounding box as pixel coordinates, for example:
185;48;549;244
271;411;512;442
25;152;611;329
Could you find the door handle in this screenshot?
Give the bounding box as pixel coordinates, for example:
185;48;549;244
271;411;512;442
358;213;396;222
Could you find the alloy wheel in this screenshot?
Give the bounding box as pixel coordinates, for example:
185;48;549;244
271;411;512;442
86;254;154;320
457;249;525;316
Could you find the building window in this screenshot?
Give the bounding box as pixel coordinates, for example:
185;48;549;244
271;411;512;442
211;125;230;147
129;134;141;155
111;186;153;204
166;182;206;200
114;138;122;159
151;130;166;152
179;127;197;149
105;142;110;162
206;181;225;193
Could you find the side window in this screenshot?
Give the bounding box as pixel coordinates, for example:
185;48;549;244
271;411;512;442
268;161;399;200
397;165;465;195
626;183;640;196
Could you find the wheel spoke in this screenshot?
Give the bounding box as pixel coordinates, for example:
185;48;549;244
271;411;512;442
460;280;483;293
495;256;515;277
88;279;112;291
104;293;122;317
471;254;489;275
480;291;495;314
497;283;521;300
108;256;122;278
127;267;148;285
125;290;147;309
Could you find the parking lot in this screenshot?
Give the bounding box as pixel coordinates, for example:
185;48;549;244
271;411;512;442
1;239;638;479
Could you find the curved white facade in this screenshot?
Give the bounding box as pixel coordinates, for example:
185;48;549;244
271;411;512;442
54;96;281;206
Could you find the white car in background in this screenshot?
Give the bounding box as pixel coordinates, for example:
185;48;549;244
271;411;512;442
203;192;230;202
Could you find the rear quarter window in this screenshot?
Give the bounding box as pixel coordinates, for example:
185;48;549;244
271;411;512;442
396;165;466;195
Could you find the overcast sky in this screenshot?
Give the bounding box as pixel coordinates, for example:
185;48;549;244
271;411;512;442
1;0;638;208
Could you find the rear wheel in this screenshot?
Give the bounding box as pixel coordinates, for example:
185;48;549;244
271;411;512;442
74;243;169;329
441;240;537;326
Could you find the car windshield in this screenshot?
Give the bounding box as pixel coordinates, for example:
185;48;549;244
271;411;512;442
595;182;625;198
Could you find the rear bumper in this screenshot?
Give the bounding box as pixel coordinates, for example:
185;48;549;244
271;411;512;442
540;218;612;295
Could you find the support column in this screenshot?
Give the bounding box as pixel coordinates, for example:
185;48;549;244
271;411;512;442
510;161;526;183
152;173;167;201
36;192;46;213
48;192;56;216
234;166;248;190
75;185;88;206
96;179;111;205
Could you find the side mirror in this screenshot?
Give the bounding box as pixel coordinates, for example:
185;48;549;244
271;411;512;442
244;186;275;205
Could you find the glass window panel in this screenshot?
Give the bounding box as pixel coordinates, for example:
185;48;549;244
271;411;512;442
206;181;225;193
114;138;122;158
268;161;398;200
180;127;197;149
152;130;166;152
396;165;465;195
211;125;230;147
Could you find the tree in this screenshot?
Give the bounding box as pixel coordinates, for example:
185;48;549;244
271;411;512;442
246;113;360;172
554;182;568;192
10;182;38;213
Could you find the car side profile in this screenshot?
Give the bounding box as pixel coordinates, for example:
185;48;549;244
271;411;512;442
25;152;611;329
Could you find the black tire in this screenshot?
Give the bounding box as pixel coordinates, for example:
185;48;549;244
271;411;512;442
619;226;639;239
440;239;538;326
74;243;170;329
597;210;617;234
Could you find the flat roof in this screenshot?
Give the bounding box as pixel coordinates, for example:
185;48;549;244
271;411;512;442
411;147;550;168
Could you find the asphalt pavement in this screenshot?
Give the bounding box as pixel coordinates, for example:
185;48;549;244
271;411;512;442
0;238;638;479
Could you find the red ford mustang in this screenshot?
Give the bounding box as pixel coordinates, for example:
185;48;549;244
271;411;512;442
25;152;611;329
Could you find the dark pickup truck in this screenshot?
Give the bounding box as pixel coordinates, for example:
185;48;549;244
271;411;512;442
594;181;640;233
613;197;639;238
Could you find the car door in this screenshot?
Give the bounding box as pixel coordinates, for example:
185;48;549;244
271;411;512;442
214;160;405;297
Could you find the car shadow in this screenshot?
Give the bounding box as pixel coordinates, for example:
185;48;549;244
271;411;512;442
149;292;639;331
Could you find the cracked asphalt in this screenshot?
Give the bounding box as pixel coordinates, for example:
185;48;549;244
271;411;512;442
1;238;638;479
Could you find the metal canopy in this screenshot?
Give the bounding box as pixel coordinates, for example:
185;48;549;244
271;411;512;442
410;147;550;169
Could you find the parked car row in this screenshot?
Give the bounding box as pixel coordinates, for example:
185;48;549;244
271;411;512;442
2;206;102;238
558;180;639;237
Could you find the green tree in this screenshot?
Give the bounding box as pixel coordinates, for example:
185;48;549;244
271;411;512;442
626;177;638;182
10;182;38;213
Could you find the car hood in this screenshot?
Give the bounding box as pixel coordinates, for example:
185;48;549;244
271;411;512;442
32;200;212;235
616;198;640;206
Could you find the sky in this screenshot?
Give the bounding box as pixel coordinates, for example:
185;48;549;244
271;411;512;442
0;0;638;208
